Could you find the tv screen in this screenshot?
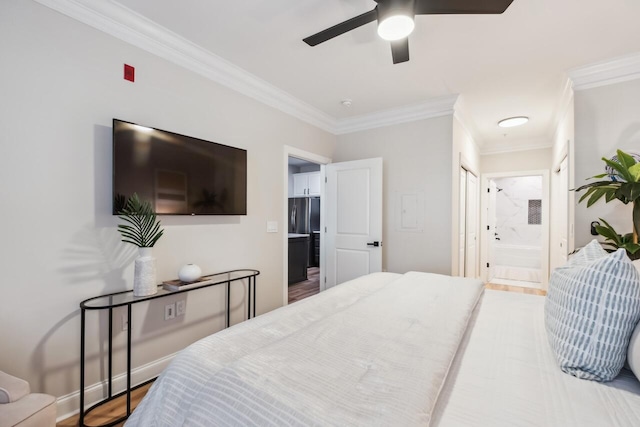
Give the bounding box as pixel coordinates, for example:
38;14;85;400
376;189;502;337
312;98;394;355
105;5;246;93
112;119;247;215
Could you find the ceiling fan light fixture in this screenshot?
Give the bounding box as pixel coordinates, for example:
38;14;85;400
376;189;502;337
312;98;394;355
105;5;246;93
377;15;415;41
498;116;529;128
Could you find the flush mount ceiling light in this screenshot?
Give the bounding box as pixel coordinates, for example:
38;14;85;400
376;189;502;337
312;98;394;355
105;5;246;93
303;0;514;64
498;116;529;128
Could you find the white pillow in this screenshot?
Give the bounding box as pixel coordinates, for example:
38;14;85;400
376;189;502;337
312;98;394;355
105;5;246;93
629;321;640;379
545;244;640;381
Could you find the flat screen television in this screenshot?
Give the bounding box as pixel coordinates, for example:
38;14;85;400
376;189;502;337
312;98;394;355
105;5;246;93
112;119;247;215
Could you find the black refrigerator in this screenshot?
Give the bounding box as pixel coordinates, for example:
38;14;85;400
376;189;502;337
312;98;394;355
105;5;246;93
288;197;320;266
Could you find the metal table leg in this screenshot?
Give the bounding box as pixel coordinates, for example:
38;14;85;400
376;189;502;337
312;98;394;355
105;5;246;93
126;304;132;416
80;308;85;426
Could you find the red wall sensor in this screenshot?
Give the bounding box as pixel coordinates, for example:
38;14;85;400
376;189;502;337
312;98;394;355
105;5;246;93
124;64;135;82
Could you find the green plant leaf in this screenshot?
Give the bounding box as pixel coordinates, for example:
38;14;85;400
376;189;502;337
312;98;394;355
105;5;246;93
117;193;164;248
629;163;640;182
622;243;640;254
588;173;611;179
617;149;637;170
595;226;622;244
573;180;618;192
587;187;615;207
603;157;633;182
596;218;625;244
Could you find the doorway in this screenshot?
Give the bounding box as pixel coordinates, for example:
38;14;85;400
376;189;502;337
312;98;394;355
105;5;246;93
287;156;322;304
481;171;550;290
283;147;331;306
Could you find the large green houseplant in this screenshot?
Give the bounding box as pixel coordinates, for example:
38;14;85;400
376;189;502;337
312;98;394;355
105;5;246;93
117;193;164;296
574;149;640;258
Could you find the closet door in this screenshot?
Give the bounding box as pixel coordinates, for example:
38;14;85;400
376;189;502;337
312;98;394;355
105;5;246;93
459;168;467;276
465;171;479;278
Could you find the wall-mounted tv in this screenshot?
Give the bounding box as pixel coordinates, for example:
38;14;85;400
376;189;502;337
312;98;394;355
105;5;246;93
113;119;247;215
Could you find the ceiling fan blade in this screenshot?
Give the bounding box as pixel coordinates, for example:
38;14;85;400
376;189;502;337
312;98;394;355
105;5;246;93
303;9;377;46
391;38;409;64
415;0;514;14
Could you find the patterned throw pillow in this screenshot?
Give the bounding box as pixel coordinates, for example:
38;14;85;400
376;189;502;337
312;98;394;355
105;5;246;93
565;238;608;266
545;244;640;381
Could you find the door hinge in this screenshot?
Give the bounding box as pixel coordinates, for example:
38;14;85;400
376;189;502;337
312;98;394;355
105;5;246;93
325;177;327;183
486;262;490;268
487;225;490;230
324;226;327;232
487;188;490;193
324;277;327;284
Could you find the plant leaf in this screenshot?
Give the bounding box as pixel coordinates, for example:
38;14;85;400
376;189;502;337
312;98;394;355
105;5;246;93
116;193;163;248
629;163;640;182
603;157;633;182
617;149;637;170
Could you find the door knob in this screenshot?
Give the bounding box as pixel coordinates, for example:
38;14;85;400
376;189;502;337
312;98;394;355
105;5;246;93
367;241;380;247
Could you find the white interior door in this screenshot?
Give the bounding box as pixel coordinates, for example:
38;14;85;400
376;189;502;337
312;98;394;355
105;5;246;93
487;180;497;281
324;158;383;289
465;171;478;278
459;168;467;276
558;156;569;266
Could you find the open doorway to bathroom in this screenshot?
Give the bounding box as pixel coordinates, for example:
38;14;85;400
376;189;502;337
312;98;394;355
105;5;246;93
481;171;550;290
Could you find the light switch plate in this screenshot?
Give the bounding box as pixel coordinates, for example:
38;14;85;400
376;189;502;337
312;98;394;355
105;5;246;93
267;221;278;233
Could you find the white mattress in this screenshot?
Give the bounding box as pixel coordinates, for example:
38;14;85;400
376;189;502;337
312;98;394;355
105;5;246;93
432;290;640;426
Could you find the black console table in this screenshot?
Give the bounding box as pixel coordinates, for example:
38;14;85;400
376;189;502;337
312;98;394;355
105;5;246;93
79;269;260;427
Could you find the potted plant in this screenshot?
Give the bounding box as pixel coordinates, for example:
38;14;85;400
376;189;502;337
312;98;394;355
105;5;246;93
117;193;164;296
574;149;640;259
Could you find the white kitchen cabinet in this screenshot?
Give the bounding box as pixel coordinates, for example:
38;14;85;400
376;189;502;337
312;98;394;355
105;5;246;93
293;172;321;196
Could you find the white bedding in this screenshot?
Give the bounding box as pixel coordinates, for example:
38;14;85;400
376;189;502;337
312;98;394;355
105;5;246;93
126;273;640;427
126;272;484;426
433;290;640;426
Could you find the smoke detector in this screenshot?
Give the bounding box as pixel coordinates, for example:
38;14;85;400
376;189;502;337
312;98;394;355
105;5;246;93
341;99;353;108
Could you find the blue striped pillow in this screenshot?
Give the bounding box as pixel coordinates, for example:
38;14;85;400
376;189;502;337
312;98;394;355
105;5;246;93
545;245;640;381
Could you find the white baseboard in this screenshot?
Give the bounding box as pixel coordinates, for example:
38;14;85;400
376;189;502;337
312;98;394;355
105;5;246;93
55;352;177;422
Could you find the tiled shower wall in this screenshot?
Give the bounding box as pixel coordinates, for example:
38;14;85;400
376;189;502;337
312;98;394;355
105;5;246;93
493;175;543;247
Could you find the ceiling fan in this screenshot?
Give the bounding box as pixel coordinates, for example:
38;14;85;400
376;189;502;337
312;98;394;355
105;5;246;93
303;0;515;64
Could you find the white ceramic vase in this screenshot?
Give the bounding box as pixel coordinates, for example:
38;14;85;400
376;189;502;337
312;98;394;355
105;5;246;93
133;247;157;297
178;264;202;283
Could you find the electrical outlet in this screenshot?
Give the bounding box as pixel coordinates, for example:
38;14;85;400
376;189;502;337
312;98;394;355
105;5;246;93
176;300;186;316
164;303;176;320
121;314;128;331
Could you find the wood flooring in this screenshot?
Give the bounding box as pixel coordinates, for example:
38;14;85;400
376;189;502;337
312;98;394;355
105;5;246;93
57;277;544;426
288;267;320;304
485;282;547;296
56;382;153;427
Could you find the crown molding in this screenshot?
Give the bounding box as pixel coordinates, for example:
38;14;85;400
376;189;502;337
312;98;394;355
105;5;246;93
568;52;640;91
34;0;460;136
453;95;483;147
334;94;459;135
33;0;338;132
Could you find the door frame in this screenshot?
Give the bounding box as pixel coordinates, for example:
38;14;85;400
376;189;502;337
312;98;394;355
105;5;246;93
480;170;550;288
283;146;331;306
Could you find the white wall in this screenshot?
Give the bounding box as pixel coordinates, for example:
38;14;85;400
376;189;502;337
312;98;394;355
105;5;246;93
481;147;552;173
0;0;335;408
333;116;454;275
549;95;575;271
574;79;640;248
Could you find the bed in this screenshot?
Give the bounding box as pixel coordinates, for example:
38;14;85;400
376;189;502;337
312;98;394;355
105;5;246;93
125;269;640;426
